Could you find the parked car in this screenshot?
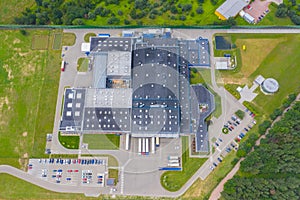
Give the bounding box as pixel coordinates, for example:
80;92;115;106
217;157;223;162
215;142;219;147
213;162;218;167
231;115;237;121
226;147;231;152
244;128;249;132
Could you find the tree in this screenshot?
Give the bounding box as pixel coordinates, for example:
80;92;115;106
179;15;186;21
181;4;192;12
20;29;28;36
258;120;271;135
72;18;84;25
225;17;237;26
270;108;283;120
196;6;204;14
117;10;123;16
211;0;218;5
107;17;120;25
235;110;245;120
124;19;130;25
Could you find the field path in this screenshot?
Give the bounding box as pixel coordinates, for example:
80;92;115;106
209;158;244;200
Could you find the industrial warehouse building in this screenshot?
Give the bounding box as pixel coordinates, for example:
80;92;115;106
59;32;214;152
215;0;249;20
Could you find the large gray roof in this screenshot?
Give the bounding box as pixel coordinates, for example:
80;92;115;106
216;0;248;19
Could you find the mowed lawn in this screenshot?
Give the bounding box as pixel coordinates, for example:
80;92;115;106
161;136;207;192
83;134;120;150
250;34;300;115
182;151;237;199
218;34;300;116
0;0;35;24
0;29;61;169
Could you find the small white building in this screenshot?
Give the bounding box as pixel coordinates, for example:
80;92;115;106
254;75;265;85
81;43;90;52
239;10;255;24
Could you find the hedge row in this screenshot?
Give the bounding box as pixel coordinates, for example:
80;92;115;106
224;84;241;100
243;101;260;115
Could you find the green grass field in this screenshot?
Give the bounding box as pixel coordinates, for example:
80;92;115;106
0;0;35;24
58;133;80;149
108;168;119;185
53;33;62;50
83;134;120;150
217;34;300;117
182;151;237;199
161;136;207;192
62;33;76;46
84;33;96;42
77;57;89;72
0;29;61;168
31;35;49;50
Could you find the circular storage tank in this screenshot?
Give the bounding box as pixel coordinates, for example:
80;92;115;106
262;78;279;94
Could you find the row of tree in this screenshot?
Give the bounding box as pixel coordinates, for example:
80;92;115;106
222;98;300;199
12;0;238;26
276;1;300;25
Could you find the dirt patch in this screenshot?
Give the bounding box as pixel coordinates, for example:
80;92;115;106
22;132;28;137
13;38;21;44
0;96;10;125
13;47;22;51
2;64;14;80
19;158;28;171
236;38;286;77
19;52;30;57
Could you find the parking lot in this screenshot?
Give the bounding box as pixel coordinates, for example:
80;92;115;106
28;157;108;187
244;0;270;23
208;110;256;172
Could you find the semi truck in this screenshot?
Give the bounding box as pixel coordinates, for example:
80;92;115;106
125;134;130;151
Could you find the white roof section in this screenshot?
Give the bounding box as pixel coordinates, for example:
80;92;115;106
215;57;230;69
107;51;131;77
239;10;246;17
216;0;249;19
262;78;279;93
255;75;265;85
244;13;255;23
85;88;132;108
81;43;91;52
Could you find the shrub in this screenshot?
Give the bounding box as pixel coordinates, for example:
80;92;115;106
243;101;260;115
235;110;245;120
225;84;241;100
